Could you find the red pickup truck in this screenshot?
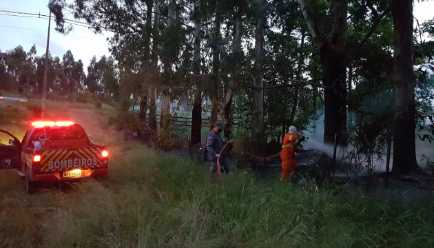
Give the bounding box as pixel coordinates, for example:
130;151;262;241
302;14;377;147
0;121;108;193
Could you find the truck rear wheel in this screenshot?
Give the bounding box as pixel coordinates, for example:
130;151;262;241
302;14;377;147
25;172;37;194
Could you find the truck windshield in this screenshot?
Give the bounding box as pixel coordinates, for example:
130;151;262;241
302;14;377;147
32;124;88;141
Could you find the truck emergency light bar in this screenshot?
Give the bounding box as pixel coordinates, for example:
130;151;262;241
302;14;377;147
31;121;75;127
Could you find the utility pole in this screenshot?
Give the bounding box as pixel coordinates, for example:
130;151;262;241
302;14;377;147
41;10;51;116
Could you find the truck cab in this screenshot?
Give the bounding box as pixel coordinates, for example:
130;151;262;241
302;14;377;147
0;121;109;193
0;130;21;170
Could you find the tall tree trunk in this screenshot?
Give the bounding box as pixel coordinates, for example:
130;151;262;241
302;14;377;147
139;95;148;129
321;48;347;145
144;0;153;64
298;0;347;145
191;91;202;143
149;0;162;131
161;92;171;118
253;0;265;140
210;0;221;130
221;90;232;138
161;0;176;119
191;0;202;146
390;0;419;175
210;98;218;130
221;4;242;139
149;88;157;131
289;32;306;124
322;0;347;145
312;86;318;110
139;0;153;131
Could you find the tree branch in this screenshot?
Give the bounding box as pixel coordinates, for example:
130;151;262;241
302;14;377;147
347;101;375;116
150;11;194;29
297;0;327;49
248;75;343;90
366;0;379;19
189;73;220;77
358;7;391;48
414;16;424;45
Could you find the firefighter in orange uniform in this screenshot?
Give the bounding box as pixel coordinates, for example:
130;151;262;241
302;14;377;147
280;126;304;181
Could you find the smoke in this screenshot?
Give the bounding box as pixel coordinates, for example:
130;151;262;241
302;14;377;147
303;111;434;173
303;111;336;158
416;138;434;168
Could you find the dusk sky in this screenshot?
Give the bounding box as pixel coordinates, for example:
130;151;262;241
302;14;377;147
0;0;112;70
1;1;433;71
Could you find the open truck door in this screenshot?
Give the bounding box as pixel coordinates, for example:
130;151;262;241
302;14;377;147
0;130;21;170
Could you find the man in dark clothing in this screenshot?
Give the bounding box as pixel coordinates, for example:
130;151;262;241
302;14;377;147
206;121;233;180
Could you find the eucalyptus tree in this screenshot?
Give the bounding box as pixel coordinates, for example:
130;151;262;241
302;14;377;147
61;50;85;94
219;0;249;139
263;0;316;139
252;0;266;141
208;0;224;130
49;0;191;131
21;45;38;94
390;0;419;175
296;0;348;145
4;46;27;92
190;0;203;145
84;55;118;102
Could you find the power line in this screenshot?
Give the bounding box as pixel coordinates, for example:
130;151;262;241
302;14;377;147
0;10;91;28
0;9;111;42
0;13;90;29
0;15;90;29
0;10;42;16
0;9;89;25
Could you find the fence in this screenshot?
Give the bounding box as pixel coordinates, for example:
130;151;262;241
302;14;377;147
144;114;241;128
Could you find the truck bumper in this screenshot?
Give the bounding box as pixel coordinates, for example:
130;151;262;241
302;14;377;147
33;168;108;181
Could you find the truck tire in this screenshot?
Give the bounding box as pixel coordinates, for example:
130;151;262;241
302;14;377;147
25;171;37;194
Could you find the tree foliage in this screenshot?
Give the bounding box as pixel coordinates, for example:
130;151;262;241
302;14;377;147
0;44;116;104
2;0;434;174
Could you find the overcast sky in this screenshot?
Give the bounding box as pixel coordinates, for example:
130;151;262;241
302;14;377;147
1;1;433;71
0;0;112;70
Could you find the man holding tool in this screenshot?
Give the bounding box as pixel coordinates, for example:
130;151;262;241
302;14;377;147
280;126;305;181
206;121;234;180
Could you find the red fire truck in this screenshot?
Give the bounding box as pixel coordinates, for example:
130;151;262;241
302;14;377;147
0;121;108;193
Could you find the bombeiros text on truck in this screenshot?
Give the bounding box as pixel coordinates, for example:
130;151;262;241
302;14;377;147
0;120;109;193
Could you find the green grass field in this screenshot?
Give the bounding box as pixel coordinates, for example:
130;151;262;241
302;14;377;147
10;145;434;248
2;143;433;247
1;101;434;247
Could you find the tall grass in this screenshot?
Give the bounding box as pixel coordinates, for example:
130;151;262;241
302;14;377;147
35;144;434;248
1;106;434;247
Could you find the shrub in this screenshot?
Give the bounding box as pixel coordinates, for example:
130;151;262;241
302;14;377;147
156;114;178;150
